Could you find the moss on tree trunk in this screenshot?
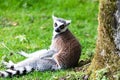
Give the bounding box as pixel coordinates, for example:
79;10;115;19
87;0;120;79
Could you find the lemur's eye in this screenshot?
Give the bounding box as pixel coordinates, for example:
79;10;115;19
60;25;65;29
55;23;57;27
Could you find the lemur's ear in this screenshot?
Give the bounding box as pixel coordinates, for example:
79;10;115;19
66;20;71;26
52;15;57;21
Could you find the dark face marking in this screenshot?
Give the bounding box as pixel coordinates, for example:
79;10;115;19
57;19;66;24
59;25;65;29
54;23;57;27
55;28;60;32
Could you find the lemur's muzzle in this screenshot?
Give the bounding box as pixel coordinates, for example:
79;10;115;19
55;28;60;32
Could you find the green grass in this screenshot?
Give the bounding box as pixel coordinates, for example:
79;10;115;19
0;0;98;79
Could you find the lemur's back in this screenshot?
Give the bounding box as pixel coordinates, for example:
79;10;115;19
53;29;81;68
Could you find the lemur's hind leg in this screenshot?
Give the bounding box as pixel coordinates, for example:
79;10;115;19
35;58;61;71
12;57;61;71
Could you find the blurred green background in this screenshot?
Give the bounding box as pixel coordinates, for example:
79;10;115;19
0;0;98;79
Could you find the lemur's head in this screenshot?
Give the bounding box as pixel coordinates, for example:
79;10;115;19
52;15;71;33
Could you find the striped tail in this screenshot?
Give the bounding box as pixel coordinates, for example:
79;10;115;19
0;66;33;78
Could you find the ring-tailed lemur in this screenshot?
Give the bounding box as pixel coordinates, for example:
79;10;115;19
0;15;81;78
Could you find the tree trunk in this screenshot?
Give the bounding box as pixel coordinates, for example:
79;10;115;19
87;0;120;79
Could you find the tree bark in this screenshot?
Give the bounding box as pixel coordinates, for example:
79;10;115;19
87;0;120;79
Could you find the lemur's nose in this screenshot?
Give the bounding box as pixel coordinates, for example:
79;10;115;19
55;28;60;32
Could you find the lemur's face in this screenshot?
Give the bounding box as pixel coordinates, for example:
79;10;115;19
52;15;71;33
